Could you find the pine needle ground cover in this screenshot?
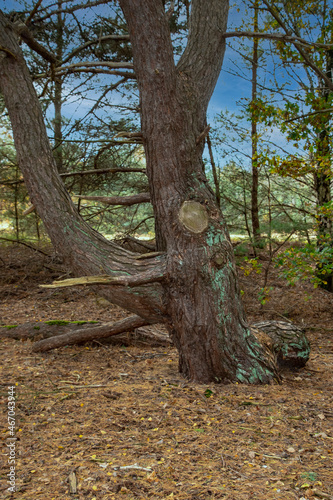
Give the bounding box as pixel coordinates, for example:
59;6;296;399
0;245;332;500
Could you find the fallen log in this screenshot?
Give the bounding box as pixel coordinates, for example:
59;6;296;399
31;315;154;352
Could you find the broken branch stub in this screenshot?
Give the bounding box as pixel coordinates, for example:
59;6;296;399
178;201;209;234
40;267;166;289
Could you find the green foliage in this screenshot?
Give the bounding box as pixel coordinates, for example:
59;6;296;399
300;472;317;482
205;158;314;242
204;389;213;398
45;320;71;326
274;240;333;288
240;257;262;276
258;286;274;305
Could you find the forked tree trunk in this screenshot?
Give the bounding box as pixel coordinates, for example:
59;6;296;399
118;0;278;383
0;5;278;384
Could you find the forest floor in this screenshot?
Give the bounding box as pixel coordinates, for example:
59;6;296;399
0;242;332;500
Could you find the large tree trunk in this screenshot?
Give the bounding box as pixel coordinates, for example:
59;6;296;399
118;0;278;383
0;6;278;384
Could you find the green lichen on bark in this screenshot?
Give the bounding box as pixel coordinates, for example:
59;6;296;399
179;201;209;233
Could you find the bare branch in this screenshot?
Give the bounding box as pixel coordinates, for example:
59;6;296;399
34;64;135;80
221;30;333;50
34;0;112;23
165;0;175;21
25;0;44;25
60;167;146;177
22;205;35;216
32;315;155;352
12;21;58;63
195;125;210;145
40;266;165;288
21;186;149;216
44;67;136;79
284;107;333;123
0;236;50;256
113;131;143;141
76;192;151;206
59;60;134;71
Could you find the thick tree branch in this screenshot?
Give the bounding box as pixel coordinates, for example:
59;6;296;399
76;192;151;206
61;167;146;177
34;67;135;80
113;131;143;142
177;0;229;109
21;188;149;215
32;315;154;352
58;60;134;71
195;125;210;144
12;21;58;63
40;266;166;288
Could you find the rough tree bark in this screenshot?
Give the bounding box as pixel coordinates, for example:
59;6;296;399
314;50;333;292
53;0;64;173
118;0;278;383
0;3;279;384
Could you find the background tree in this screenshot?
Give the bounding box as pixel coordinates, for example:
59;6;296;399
208;0;333;290
261;0;333;290
250;0;261;248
